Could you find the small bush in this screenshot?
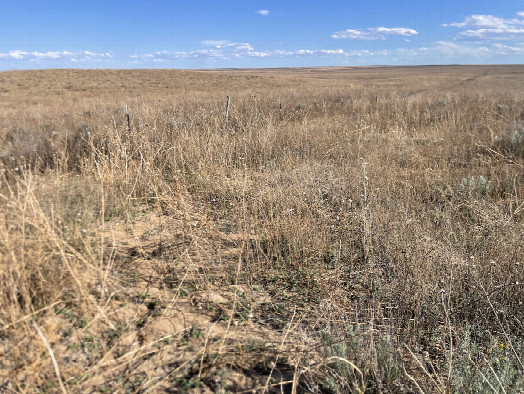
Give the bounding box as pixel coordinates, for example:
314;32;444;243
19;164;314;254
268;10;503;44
449;328;524;393
495;122;524;158
320;326;404;393
459;175;491;197
1;124;91;172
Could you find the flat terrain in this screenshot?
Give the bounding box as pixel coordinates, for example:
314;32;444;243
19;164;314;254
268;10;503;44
1;65;523;392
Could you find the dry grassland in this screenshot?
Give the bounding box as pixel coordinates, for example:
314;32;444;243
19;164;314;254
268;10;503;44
0;65;523;392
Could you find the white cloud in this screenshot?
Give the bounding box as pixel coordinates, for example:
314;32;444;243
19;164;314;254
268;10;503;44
443;15;516;29
331;27;418;40
201;40;230;47
131;42;257;61
331;29;375;40
130;43;390;62
0;50;112;61
247;48;349;57
374;27;419;36
393;41;524;60
243;47;389;58
256;9;269;16
431;41;491;57
457;28;524;40
444;12;524;41
199;41;253;51
219;43;254;50
491;42;524;54
129;38;524;66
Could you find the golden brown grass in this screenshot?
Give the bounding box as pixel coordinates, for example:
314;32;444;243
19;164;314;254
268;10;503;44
1;65;523;392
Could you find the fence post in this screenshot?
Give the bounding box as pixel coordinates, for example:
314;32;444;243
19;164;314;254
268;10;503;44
225;96;231;126
125;105;131;131
279;97;283;121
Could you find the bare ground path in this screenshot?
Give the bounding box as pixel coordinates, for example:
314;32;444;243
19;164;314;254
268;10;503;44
1;198;320;393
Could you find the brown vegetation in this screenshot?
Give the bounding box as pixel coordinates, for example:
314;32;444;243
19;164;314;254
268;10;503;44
1;65;523;392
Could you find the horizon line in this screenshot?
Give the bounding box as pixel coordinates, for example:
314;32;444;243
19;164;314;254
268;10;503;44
3;63;524;73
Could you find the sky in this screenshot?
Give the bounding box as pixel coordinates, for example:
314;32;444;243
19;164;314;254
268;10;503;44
1;1;524;70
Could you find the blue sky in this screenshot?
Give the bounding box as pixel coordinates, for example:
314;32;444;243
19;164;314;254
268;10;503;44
1;1;524;70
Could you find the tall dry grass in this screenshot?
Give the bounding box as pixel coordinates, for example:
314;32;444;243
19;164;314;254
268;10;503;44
1;66;523;392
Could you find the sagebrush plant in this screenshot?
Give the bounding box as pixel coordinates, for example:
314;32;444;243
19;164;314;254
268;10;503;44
494;121;524;159
459;175;491;197
0;66;523;392
448;327;524;393
320;325;403;393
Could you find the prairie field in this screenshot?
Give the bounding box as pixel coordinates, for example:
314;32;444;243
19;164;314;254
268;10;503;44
0;65;523;392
